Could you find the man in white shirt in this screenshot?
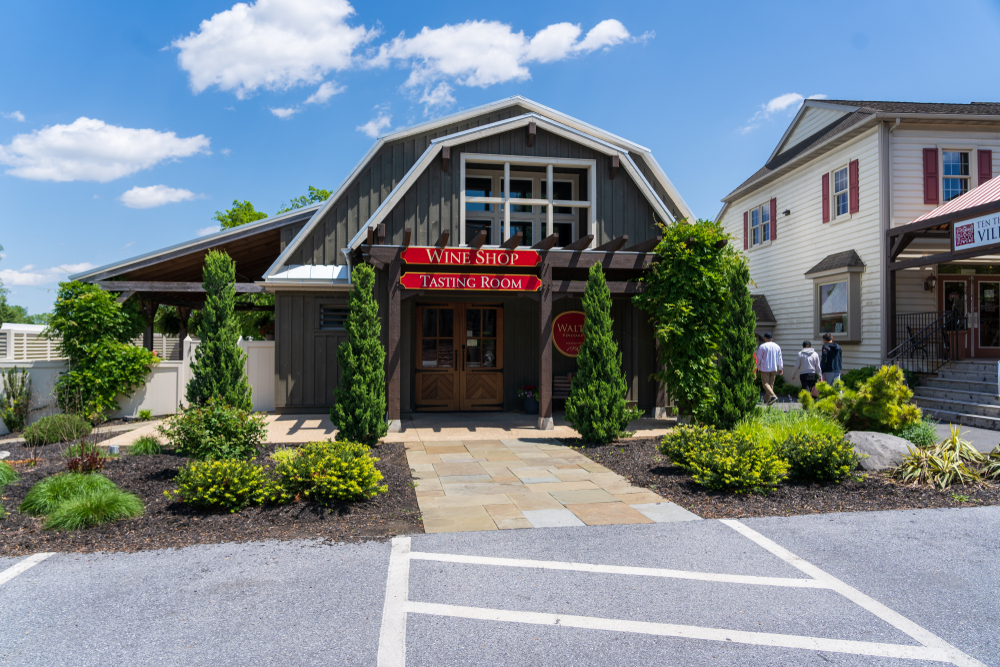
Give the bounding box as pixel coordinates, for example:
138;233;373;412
756;333;784;406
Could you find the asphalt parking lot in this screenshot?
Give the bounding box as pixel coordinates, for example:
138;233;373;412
1;506;997;667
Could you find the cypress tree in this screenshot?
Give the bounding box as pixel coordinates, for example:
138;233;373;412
186;251;252;410
711;252;759;429
331;263;387;445
565;263;643;444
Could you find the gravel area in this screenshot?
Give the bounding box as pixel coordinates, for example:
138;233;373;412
0;441;421;557
565;436;1000;519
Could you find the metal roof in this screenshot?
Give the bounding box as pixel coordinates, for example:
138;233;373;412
912;177;1000;224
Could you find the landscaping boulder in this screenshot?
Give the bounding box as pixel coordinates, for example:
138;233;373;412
845;431;914;470
0;451;8;460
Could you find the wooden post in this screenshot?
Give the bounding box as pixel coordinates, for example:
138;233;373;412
538;258;554;430
142;300;158;352
177;307;191;360
387;258;402;432
888;268;897;352
654;337;669;419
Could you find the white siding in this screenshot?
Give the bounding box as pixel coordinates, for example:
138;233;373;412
779;107;848;154
896;269;937;314
721;127;882;373
891;125;1000;227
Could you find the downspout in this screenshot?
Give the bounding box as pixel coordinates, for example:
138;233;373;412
341;248;353;286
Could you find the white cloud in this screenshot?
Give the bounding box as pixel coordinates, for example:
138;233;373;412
739;92;827;134
172;0;376;99
357;111;392;138
270;106;299;119
3;111;25;122
221;148;232;156
0;117;210;182
0;262;96;286
419;82;455;113
197;225;222;237
119;185;201;209
305;80;346;104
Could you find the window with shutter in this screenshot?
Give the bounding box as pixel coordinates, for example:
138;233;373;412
979;150;994;185
849;159;860;214
821;173;830;223
769;198;777;240
923;148;939;205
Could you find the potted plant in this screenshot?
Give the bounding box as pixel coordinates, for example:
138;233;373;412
518;384;539;415
259;322;275;341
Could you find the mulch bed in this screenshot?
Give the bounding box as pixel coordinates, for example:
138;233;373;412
564;437;1000;519
0;440;422;557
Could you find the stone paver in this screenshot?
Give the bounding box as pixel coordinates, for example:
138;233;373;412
410;437;699;533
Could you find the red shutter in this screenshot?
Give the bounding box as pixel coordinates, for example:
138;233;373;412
821;173;830;223
923;148;939;205
848;159;860;214
743;211;749;249
979;149;993;185
769;198;777;240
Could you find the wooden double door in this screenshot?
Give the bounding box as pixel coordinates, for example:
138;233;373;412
415;304;504;410
941;276;1000;359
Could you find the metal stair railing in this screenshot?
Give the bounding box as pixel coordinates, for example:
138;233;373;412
887;311;956;375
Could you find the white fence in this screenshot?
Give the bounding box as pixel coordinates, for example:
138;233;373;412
0;323;185;362
0;336;276;435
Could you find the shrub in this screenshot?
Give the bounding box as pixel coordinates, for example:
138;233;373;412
23;414;92;446
63;441;103;458
709;252;759;430
270;447;299;465
137;409;153;421
734;409;845;451
895;417;939;449
159;398;266;461
0;366;31;433
983;448;1000;480
169;459;271;512
659;425;788;494
893;426;984;489
565;264;642;443
20;473;118;515
0;460;18;488
842;365;918;391
129;435;162;456
778;433;861;483
67;452;106;474
331;264;387;446
44;487;143;530
274;440;387;503
801;366;921;433
659;425;709;467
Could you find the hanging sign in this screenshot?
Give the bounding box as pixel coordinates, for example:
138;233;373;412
401;246;541;267
400;272;541;291
553;310;586;357
953;211;1000;251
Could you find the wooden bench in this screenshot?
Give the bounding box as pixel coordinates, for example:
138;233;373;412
553;373;573;400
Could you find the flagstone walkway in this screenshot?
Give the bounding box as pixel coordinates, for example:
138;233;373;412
407;438;700;533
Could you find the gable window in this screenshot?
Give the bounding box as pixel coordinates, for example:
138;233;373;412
942;151;970;202
749;203;770;247
833;167;849;217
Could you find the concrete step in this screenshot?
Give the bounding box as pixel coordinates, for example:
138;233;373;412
937;368;999;382
922;377;998;394
913;387;1000;406
914;396;1000;419
920;407;1000;431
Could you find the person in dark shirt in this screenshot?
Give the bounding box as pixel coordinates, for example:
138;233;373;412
820;333;842;384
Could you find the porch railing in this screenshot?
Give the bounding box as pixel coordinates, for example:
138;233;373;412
888;311;957;374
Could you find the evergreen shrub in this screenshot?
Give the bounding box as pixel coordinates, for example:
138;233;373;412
710;251;759;429
270;447;299;465
169;459;271;512
778;433;861;482
159;398;266;461
23;414;92;446
800;366;921;433
660;425;788;494
20;473;118;515
331;264;387;446
565;264;642;444
274;440;387;503
0;366;31;433
45;487;143;530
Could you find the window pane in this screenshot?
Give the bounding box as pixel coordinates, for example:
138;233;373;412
466;308;481;337
511;221;533;246
819;282;849;334
836;192;849;215
834;168;848;194
482;339;497;367
542;180;573;214
466;219;492;245
482;309;497;337
555;223;573;247
752;226;760;245
762;220;770;241
440;308;454;338
943;151;969;176
943;178;969;202
466;176;492;211
422;309;437;338
438;339;454;367
466;339;481;368
751;208;759;227
979;282;1000;347
421;339;438;367
502;179;533;213
944;281;968;330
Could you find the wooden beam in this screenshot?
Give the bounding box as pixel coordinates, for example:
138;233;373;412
501;231;523;250
538;259;553;430
362;246;405;263
545;251;655;270
562;235;594;252
436;230;450;248
623;236;662;253
362;253;386;270
531;233;559;251
889;238;1000;271
377;223;386;244
97;281;264;293
889;232;914;261
527;121;536;148
403;228;412;247
387;257;402;427
887;199;1000;237
441;146;451;172
609;155;619;180
367;227;375;246
595;235;628;252
552;280;644;294
401;290;424;301
141;299;157;352
115;291;136;304
469;229;487;250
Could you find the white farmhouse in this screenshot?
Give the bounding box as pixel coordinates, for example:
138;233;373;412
718;100;1000;427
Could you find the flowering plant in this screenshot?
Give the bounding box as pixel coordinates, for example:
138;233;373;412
259;322;276;338
518;384;539;401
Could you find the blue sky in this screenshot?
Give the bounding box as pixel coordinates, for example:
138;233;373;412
2;0;1000;315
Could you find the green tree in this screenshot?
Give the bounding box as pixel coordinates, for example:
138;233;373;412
565;264;643;444
47;282;157;421
277;186;331;214
634;219;730;422
331;263;387;445
213;200;268;229
709;251;759;429
186;251;253;411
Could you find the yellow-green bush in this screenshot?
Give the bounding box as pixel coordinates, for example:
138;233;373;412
800;366;920;433
275;440;387;503
778;433;861;483
270;447;299;465
168;459;270;512
660;425;788;494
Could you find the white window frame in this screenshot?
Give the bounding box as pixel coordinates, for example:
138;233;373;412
941;149;971;203
460;153;597;248
831;165;850;219
748;202;771;248
464;169;579;248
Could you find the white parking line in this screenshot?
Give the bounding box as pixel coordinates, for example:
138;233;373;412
0;552;55;588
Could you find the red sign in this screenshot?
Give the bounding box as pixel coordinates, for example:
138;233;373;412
553;311;585;357
400;272;541;291
401;246;541;267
